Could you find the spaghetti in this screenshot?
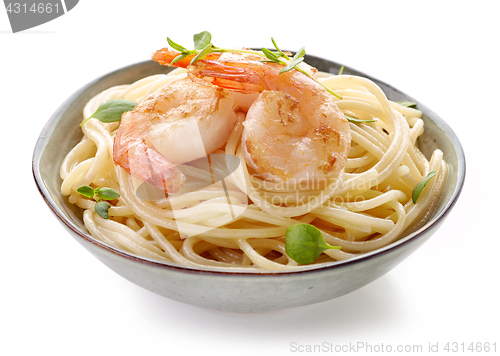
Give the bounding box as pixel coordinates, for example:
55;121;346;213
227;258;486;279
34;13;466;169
60;61;447;271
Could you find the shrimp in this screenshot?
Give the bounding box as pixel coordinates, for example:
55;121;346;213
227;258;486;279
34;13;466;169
242;90;350;182
113;77;238;193
153;47;258;112
153;50;351;183
152;47;222;68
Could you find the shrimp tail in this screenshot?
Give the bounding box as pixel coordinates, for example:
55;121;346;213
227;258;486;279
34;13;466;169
114;142;186;194
187;59;267;93
152;48;222;68
113;116;186;194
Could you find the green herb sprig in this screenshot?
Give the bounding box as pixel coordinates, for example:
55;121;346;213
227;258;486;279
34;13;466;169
344;114;377;124
166;31;342;99
167;31;257;65
412;170;437;204
262;38;342;100
285;223;341;264
80;99;137;126
77;185;120;219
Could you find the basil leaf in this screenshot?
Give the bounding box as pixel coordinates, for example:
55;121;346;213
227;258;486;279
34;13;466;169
95;187;120;201
167;37;188;53
193;31;212;50
77;185;95;199
82;99;137;126
285;223;340;264
280;57;304;74
345;114;377;123
412;170;437;204
395;101;417;108
94;201;111;219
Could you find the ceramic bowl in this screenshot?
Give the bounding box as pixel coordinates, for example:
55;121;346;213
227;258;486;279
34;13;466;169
33;56;465;312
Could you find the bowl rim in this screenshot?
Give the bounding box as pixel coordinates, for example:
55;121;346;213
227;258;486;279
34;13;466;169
32;57;466;276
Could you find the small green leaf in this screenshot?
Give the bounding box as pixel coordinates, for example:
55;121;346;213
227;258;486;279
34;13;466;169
95;201;111;219
261;47;281;63
345;114;377;123
285;223;340;264
171;53;188;65
190;42;214;64
395;101;417;108
280;57;304;74
95;187;120;201
77;185;95;199
167;37;188;53
81;99;137;126
412;170;437;204
293;46;306;60
193;31;212;50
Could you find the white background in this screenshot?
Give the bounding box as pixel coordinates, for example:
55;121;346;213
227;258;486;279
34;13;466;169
1;1;499;355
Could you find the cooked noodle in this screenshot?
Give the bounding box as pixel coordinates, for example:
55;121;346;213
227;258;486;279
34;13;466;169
60;67;448;271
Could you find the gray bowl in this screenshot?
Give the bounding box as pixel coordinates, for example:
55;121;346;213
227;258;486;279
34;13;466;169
33;56;465;312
